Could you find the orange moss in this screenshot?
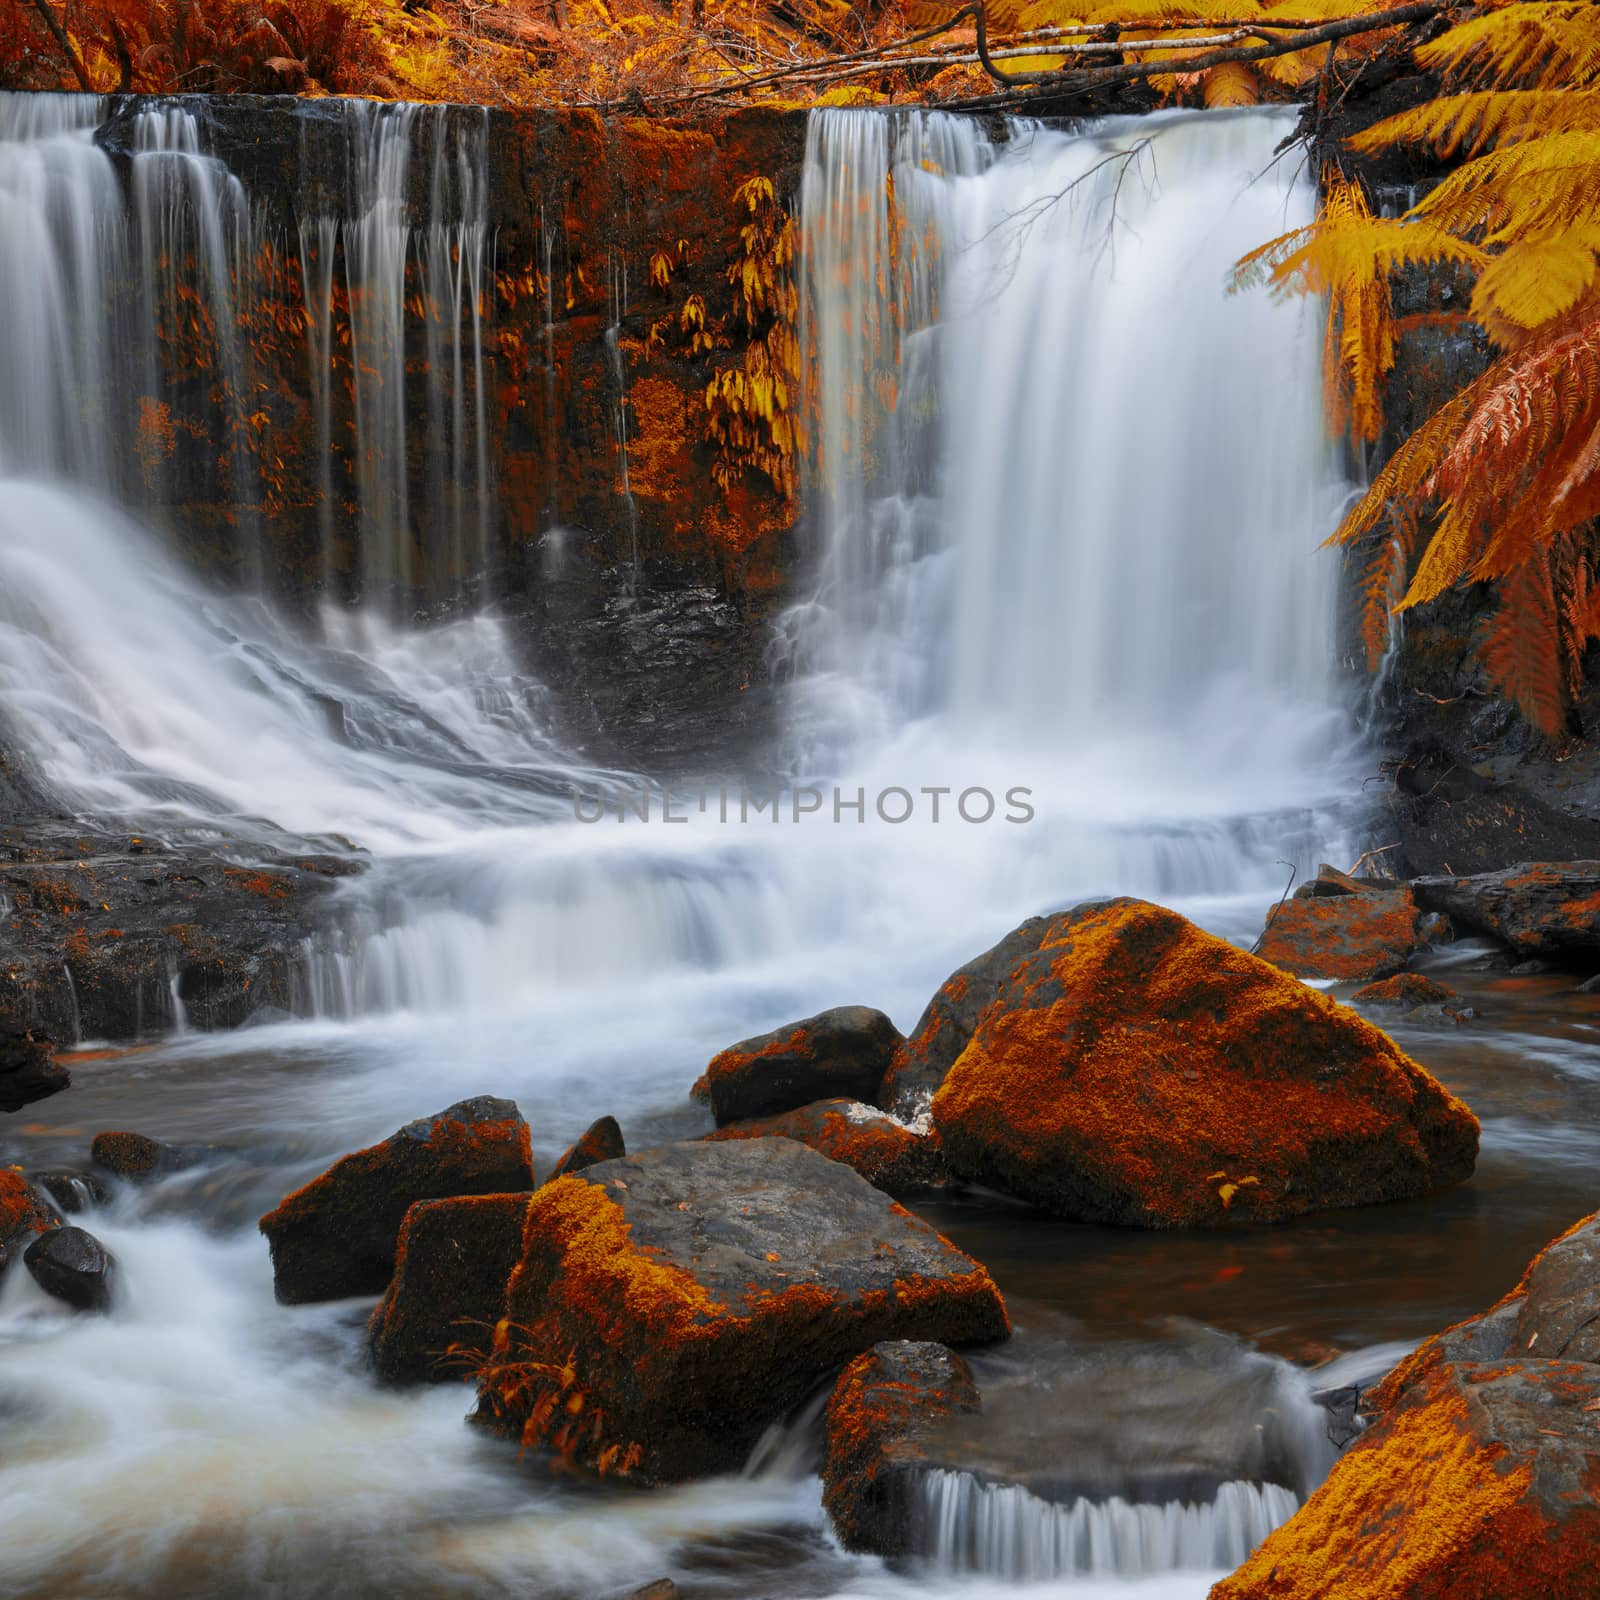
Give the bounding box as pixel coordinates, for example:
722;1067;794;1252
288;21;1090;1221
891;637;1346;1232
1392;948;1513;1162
1211;1363;1600;1599
1351;973;1458;1007
1256;890;1421;981
223;867;293;900
0;1169;55;1248
706;1103;944;1196
704;1025;812;1089
932;899;1477;1228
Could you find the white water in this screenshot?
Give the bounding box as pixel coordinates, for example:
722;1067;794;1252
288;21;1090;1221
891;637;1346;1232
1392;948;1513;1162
0;98;1369;1599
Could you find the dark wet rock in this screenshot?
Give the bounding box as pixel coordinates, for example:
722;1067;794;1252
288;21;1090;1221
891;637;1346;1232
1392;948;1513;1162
1215;1359;1600;1599
623;1583;679;1600
259;1097;534;1305
549;1116;625;1179
1349;973;1461;1011
1255;888;1421;983
1510;958;1556;975
705;1100;947;1198
0;827;361;1043
90;1130;199;1183
931;899;1478;1228
821;1340;980;1558
1413;862;1600;964
1579;973;1600;994
30;1169;111;1214
703;1007;903;1127
0;1029;68;1113
474;1138;1008;1483
878;916;1061;1121
0;1170;55;1263
367;1192;531;1385
1294;864;1393;899
24;1225;114;1311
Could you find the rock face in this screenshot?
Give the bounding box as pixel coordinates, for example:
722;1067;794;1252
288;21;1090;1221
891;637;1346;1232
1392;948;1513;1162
1255;889;1422;983
0;1170;56;1263
549;1116;626;1179
706;1101;946;1198
821;1340;980;1557
367;1193;531;1385
24;1225;115;1312
703;1007;903;1127
931;899;1478;1228
878;916;1061;1120
1413;863;1600;964
474;1139;1008;1483
259;1097;535;1304
0;1029;68;1113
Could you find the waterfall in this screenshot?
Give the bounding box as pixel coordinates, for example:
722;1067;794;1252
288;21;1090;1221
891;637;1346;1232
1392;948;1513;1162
918;1470;1300;1581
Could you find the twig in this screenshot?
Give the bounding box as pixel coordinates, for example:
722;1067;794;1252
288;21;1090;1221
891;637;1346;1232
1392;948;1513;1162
1250;860;1299;955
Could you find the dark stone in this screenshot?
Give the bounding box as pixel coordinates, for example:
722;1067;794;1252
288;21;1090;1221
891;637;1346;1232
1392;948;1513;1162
1578;974;1600;994
1513;1214;1600;1364
259;1096;534;1305
91;1130;198;1183
475;1138;1008;1483
367;1192;531;1385
549;1115;625;1179
0;1170;55;1258
705;1100;947;1198
24;1225;114;1311
821;1340;980;1558
624;1584;678;1600
30;1169;111;1214
704;1006;903;1127
0;1029;68;1113
1413;862;1600;964
931;899;1478;1228
1510;958;1555;976
878;915;1062;1121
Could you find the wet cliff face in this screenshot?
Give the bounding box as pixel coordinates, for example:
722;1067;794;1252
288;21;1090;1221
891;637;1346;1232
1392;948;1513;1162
92;95;809;774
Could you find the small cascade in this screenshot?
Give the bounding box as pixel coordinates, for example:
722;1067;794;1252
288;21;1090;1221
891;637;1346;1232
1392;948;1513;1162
918;1470;1300;1581
605;251;641;586
297;214;340;590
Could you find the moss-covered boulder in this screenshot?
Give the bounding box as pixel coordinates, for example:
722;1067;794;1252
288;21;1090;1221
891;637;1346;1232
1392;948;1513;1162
549;1116;625;1179
259;1097;534;1304
705;1100;946;1197
931;899;1477;1228
1255;889;1422;982
473;1139;1007;1483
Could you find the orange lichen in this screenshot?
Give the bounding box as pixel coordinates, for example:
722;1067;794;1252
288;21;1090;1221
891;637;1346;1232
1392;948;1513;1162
706;1103;944;1196
1256;890;1421;982
1211;1363;1600;1599
704;1024;812;1090
0;1169;55;1248
223;867;293;900
932;899;1478;1228
1350;973;1459;1007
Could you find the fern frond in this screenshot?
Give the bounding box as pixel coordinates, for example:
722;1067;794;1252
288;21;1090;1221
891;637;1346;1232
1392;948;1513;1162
1408;130;1600;243
1468;231;1600;342
1203;60;1259;105
1482;550;1565;735
1350;90;1600;159
1416;2;1600;90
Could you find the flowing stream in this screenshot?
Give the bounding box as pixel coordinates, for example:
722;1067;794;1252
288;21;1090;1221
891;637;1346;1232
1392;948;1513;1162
2;95;1583;1600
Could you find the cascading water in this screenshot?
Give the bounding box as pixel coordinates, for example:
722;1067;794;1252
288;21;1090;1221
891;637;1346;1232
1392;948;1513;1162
0;94;1390;1600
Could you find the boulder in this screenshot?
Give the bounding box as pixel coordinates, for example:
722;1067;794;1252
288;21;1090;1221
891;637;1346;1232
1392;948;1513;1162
549;1116;625;1179
367;1192;531;1385
1349;973;1459;1008
879;916;1061;1120
821;1340;980;1557
0;1029;68;1113
24;1225;114;1311
1210;1359;1600;1600
931;899;1478;1228
474;1139;1008;1482
1413;862;1600;964
90;1130;194;1182
0;1169;55;1264
702;1006;903;1126
30;1169;111;1214
1255;888;1422;983
259;1097;534;1304
705;1101;946;1197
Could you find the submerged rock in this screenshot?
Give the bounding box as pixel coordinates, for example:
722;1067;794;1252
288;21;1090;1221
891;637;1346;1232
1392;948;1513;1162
705;1100;946;1197
549;1116;625;1179
931;899;1478;1228
878;916;1060;1121
1413;862;1600;964
367;1192;531;1385
23;1224;114;1311
474;1139;1008;1483
0;1029;68;1113
821;1340;980;1557
259;1097;534;1304
1255;888;1422;982
1349;973;1459;1008
30;1169;110;1214
702;1007;903;1126
90;1130;196;1182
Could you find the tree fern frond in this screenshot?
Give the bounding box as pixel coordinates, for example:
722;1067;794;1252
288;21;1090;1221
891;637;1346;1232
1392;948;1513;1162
1407;130;1600;241
1482;550;1565;735
1469;231;1600;340
1349;90;1600;159
1416;2;1600;90
1203;60;1259;105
